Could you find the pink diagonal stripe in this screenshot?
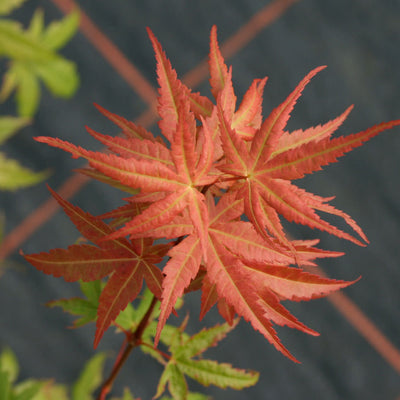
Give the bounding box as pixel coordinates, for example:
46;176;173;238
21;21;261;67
49;0;158;109
304;265;400;375
183;0;299;88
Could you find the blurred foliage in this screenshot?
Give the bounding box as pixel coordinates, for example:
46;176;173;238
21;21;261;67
0;347;129;400
0;1;80;192
0;4;80;116
0;0;28;16
0;115;49;190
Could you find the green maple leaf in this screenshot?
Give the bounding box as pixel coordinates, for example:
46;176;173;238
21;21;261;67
155;320;259;399
47;280;102;328
0;8;79;116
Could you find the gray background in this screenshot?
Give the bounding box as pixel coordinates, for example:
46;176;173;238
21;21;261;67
1;0;399;399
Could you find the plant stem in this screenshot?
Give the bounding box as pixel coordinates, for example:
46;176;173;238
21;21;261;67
97;295;158;400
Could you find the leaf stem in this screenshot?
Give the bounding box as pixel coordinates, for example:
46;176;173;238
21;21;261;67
96;295;158;400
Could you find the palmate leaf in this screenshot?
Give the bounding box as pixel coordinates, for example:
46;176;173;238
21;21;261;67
216;66;400;246
35;91;215;250
47;281;101;328
23;187;165;347
150;191;345;361
155;321;258;399
26;25;400;366
0;10;79;116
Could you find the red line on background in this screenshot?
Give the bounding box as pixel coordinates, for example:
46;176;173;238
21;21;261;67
183;0;299;88
5;174;89;257
328;291;400;375
305;266;400;375
49;0;158;110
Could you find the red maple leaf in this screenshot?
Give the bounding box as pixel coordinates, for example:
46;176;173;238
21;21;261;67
22;187;167;347
25;26;400;360
138;192;350;361
207;26;400;248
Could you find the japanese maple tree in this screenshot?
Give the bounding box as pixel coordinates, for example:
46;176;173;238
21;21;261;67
23;26;400;397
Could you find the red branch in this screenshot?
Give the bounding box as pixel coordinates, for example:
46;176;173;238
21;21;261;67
97;295;158;400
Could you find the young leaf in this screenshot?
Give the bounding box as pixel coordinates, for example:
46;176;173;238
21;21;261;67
156;320;258;398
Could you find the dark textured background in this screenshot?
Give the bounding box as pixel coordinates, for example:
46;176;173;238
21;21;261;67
1;0;399;399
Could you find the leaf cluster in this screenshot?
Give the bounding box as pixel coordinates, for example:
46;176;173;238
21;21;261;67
24;24;400;369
